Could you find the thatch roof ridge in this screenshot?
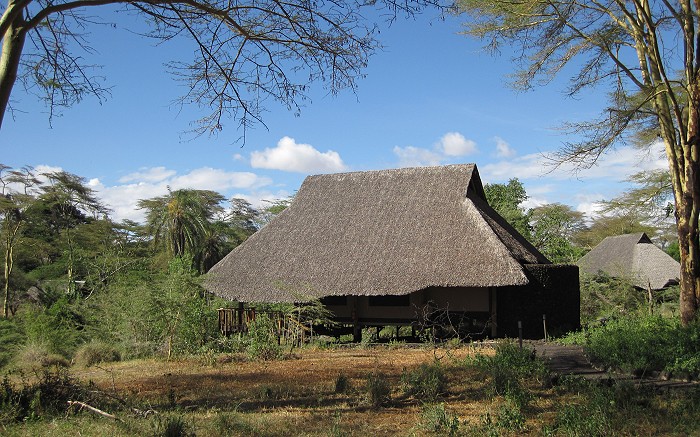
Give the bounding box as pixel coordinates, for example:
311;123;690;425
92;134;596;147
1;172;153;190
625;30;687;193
206;164;546;303
470;193;549;265
577;232;680;290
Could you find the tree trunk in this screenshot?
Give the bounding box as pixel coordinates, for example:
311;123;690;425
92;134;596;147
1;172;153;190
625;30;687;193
677;82;700;325
2;220;19;318
3;242;11;318
0;4;27;129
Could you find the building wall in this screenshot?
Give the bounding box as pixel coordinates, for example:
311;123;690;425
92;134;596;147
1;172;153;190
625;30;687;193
496;264;580;339
323;287;490;324
421;286;489;312
322;266;580;339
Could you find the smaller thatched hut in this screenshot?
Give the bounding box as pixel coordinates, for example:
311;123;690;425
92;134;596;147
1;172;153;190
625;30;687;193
577;233;680;290
206;164;580;339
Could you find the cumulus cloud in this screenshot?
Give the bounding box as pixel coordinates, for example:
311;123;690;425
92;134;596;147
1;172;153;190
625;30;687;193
494;137;516;158
91;167;272;222
393;146;443;167
250;136;347;173
574;193;607;219
438;132;477;157
393;132;477;167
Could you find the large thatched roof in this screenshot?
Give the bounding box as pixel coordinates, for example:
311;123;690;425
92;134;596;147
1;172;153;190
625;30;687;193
206;164;550;303
577;233;680;290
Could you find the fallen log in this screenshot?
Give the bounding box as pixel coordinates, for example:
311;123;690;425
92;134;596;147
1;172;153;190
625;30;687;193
67;400;121;421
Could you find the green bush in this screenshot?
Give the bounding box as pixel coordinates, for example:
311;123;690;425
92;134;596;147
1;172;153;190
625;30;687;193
549;380;647;437
246;314;282;361
401;361;446;401
0;370;95;425
20;297;85;358
12;342;69;373
364;372;391;408
468;341;547;399
496;396;527;432
565;315;700;376
415;403;460;436
0;319;24;369
73;341;121;367
579;274;644;324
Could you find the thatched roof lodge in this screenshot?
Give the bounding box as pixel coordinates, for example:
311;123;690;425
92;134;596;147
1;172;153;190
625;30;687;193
206;164;579;339
578;233;680;290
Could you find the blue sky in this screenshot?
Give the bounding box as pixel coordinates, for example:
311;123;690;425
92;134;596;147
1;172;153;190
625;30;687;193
0;10;667;222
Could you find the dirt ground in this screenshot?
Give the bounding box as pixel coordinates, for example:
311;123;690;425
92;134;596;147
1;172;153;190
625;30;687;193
13;343;697;436
71;345;505;436
76;345;479;405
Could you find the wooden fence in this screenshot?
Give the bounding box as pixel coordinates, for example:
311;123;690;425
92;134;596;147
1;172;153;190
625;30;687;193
217;307;312;345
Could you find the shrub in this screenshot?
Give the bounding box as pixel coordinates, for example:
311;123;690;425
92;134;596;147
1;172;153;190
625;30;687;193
567;314;700;376
364;372;391;408
334;373;351;394
415;403;460;436
469;341;547;399
401;361;446;401
496;397;526;432
20;297;85;358
73;341;122;367
550;381;618;437
12;342;69;373
152;414;195;437
0;370;93;425
0;319;24;369
246;314;283;360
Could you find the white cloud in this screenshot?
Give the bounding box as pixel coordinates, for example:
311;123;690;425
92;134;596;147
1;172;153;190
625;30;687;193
521;196;549;211
250;136;347;173
91;166;273;222
393;131;477;167
169;167;269;192
494;137;516;158
575;194;606;220
481;141;668;183
438;132;477;157
119;166;176;183
393;146;443;167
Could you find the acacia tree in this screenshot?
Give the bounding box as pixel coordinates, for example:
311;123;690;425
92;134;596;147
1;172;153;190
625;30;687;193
0;0;448;135
530;203;586;263
460;1;700;324
0;165;38;317
35;170;107;295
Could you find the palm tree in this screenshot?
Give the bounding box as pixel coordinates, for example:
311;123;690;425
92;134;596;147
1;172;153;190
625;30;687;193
138;189;225;268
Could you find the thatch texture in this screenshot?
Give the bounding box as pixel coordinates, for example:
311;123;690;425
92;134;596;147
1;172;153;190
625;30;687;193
206;164;549;303
577;233;680;290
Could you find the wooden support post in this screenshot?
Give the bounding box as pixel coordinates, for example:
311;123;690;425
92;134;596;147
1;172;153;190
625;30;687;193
237;301;244;331
518;321;523;349
352;296;361;342
490;288;498;338
542;314;548;342
395;325;400;340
